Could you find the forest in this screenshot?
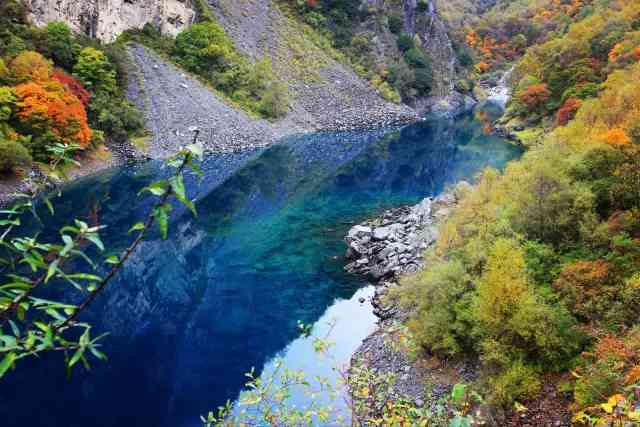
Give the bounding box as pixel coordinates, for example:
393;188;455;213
393;0;640;424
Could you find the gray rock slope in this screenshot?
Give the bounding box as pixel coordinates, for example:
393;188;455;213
127;45;277;157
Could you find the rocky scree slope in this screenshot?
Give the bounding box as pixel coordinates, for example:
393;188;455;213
206;0;417;131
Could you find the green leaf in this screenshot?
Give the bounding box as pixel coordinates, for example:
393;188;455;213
68;347;85;368
153;204;171;240
105;255;119;265
86;234;104;251
140;181;168;197
0;352;16;378
43;197;54;216
60;235;74;257
170;175;197;216
128;222;145;234
45;259;60;283
186;142;204;159
451;383;467;403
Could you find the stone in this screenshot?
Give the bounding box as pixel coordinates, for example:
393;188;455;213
372;226;391;241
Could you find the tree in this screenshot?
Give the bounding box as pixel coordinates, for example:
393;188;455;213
42;21;78;69
52;69;90;106
14;80;92;157
72;47;117;95
9;51;52;83
519;83;551;111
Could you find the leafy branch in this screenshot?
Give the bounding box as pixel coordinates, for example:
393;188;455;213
0;132;204;379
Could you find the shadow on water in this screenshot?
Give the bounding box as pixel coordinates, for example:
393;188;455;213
0;109;521;427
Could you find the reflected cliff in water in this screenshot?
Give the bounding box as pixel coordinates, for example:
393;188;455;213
0;109;520;427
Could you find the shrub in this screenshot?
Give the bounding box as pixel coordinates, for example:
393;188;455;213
396;33;415;52
387;14;404;34
487;360;542;407
404;260;473;356
412;67;433;95
0;138;31;173
553;260;618;323
87;92;143;142
173;22;236;76
404;48;429;69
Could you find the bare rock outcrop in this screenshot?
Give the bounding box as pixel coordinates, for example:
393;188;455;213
24;0;196;42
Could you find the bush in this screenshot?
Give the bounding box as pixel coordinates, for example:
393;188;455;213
404;48;429;68
0;138;31;173
87;93;143;142
173;22;236;76
387;14;404;34
404;260;473;357
412;67;433;95
396;33;415;52
487;360;542;407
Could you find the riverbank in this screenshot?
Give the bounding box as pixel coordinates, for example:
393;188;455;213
346;183;477;417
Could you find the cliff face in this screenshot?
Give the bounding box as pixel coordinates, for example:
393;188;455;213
24;0;196;42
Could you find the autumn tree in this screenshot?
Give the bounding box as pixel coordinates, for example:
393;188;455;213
9;51;52;83
14;80;92;158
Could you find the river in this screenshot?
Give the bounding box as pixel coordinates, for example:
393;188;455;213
0;105;520;427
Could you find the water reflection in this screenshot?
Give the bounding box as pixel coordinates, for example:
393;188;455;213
0;111;520;427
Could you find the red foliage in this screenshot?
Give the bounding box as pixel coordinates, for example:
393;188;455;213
52;69;91;107
15;80;92;148
556;97;582;126
520;83;551;110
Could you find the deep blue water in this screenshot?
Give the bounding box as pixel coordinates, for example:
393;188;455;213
0;107;520;427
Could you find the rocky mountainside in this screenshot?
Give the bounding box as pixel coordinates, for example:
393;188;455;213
22;0;476;155
23;0;196;42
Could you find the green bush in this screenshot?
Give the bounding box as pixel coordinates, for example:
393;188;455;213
412;67;433;95
487;360;542;407
173;22;236;76
404;48;429;68
403;260;473;357
88;93;144;143
387;14;404;34
396;33;415;52
0;138;31;173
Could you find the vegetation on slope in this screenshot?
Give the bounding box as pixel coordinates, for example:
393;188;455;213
280;0;436;103
119;18;290;120
0;0;143;175
395;0;640;424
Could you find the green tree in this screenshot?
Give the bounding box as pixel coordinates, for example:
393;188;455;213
42;22;78;69
73;47;117;94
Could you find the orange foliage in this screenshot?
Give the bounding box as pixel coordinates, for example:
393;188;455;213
635;47;640;60
52;69;91;107
556;97;582;126
519;83;551;110
609;43;625;62
625;365;640;385
601;128;631;146
475;61;491;73
9;51;51;82
594;335;634;362
553;260;613;321
15;80;92;148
